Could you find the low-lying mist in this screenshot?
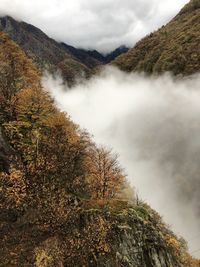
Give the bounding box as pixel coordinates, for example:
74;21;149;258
43;67;200;257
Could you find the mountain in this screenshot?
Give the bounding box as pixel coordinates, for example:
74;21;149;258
0;16;94;84
83;45;129;64
112;0;200;76
104;45;129;63
85;49;107;63
0;31;199;266
0;16;128;85
60;44;129;65
60;43;102;68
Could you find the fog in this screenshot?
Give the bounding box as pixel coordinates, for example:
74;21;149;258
43;67;200;256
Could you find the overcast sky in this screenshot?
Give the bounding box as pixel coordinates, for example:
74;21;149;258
0;0;189;53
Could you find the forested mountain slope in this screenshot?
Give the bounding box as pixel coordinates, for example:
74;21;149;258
0;16;94;84
0;32;199;266
0;16;128;85
112;0;200;76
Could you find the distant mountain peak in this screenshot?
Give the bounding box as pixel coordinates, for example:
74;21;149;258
0;15;128;83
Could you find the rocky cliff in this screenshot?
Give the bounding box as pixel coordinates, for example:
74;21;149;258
0;196;192;267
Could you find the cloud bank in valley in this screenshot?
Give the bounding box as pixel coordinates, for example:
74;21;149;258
0;0;188;52
43;67;200;256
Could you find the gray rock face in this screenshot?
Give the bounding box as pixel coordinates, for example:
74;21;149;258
45;208;179;267
111;225;174;267
90;210;175;267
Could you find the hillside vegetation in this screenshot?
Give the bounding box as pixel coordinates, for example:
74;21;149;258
0;16;95;85
0;31;199;266
0;16;128;86
112;0;200;76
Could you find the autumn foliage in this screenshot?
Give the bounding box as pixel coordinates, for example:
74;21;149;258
0;32;126;212
0;32;199;267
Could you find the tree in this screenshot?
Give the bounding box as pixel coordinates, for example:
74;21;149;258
86;146;126;199
15;87;55;124
0;32;40;122
0;167;26;210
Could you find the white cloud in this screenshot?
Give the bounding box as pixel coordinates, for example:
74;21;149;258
43;67;200;256
0;0;189;52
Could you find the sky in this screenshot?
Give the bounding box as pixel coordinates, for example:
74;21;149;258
0;0;189;53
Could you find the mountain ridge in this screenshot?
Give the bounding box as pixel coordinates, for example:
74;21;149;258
0;16;128;84
112;0;200;76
